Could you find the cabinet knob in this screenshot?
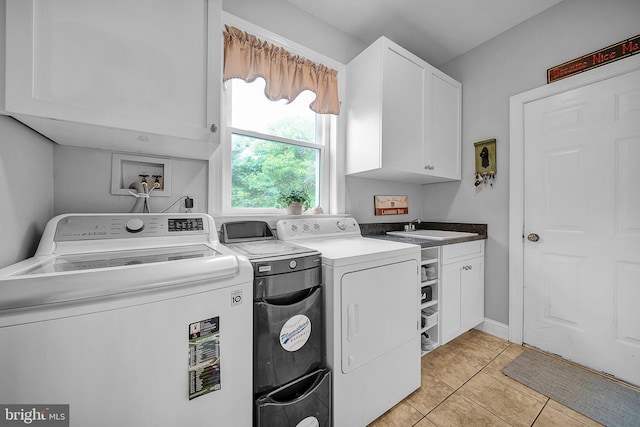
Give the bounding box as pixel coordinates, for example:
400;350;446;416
463;265;473;270
210;123;218;133
424;165;435;171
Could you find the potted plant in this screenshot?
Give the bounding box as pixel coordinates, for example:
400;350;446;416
277;188;311;215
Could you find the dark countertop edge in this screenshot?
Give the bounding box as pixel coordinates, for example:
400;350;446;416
368;233;485;248
360;222;487;248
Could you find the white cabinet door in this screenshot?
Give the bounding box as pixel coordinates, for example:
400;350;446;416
4;0;221;158
460;256;484;330
425;71;462;180
441;241;485;345
381;46;425;175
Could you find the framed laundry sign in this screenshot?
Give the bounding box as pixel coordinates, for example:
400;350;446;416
374;195;408;216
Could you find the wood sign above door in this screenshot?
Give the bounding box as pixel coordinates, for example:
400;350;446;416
547;34;639;83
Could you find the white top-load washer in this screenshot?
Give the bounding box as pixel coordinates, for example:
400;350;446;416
277;217;421;427
0;213;253;427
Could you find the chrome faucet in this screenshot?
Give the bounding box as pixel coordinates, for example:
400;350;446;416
405;218;421;231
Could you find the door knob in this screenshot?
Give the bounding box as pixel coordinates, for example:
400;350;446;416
527;233;540;242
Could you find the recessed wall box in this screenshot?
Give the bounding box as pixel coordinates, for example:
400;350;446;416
111;153;171;197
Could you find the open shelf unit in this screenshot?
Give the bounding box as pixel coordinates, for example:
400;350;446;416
420;247;440;356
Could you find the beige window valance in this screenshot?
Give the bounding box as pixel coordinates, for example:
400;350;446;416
223;25;340;115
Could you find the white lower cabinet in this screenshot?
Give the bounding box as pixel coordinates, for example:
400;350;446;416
440;240;485;345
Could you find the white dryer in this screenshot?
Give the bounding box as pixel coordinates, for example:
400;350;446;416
277;217;421;427
0;213;253;427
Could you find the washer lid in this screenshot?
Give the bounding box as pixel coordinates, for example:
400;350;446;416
0;245;245;312
19;244;218;275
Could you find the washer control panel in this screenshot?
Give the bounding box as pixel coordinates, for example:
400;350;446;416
53;214;209;242
277;217;360;240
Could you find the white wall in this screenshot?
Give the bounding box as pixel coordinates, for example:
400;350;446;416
0;116;54;268
52;145;208;215
431;0;640;324
346;177;423;224
0;0;54;268
221;0;364;65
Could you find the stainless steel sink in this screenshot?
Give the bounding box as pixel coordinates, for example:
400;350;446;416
386;230;478;240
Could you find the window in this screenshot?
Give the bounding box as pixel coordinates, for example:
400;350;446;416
216;19;343;215
226;78;328;210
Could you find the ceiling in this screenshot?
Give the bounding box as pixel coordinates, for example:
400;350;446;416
286;0;564;66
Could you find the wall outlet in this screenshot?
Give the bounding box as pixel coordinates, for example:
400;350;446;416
185;197;197;212
111;154;171;197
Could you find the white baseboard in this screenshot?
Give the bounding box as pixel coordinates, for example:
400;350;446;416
475;318;509;341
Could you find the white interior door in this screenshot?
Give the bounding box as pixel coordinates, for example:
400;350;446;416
523;69;640;386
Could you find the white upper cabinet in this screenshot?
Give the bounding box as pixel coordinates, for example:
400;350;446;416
3;0;221;159
346;37;461;183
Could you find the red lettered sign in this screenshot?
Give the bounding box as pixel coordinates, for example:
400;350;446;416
547;34;639;83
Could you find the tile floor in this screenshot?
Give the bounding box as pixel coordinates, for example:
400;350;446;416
369;329;604;427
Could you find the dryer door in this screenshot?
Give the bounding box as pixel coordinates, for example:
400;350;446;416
340;259;418;373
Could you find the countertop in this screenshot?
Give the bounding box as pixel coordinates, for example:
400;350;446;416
360;221;487;248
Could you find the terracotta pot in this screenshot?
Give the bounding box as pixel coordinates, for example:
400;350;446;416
286;202;303;215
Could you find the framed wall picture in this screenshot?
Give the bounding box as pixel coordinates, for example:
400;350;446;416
474;138;496;175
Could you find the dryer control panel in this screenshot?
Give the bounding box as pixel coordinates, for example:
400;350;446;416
277;217;360;240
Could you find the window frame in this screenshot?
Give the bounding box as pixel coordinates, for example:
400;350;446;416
209;13;346;217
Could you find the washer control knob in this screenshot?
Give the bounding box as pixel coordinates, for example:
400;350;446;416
289;260;297;269
125;218;145;233
336;220;346;231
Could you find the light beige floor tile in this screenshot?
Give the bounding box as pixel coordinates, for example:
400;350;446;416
458;372;545;427
441;338;502;370
421;348;480;389
426;394;511;427
413;417;437;427
481;353;548;403
533;403;602;427
465;328;511;352
406;372;455;415
501;342;526;360
368;401;424;427
545;400;603;426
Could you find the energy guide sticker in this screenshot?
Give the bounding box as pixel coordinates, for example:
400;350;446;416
188;316;221;400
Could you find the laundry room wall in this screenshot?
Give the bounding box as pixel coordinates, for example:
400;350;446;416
221;0;364;65
52;145;208;216
346;177;424;224
428;0;640;327
0;117;54;268
0;0;54;268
